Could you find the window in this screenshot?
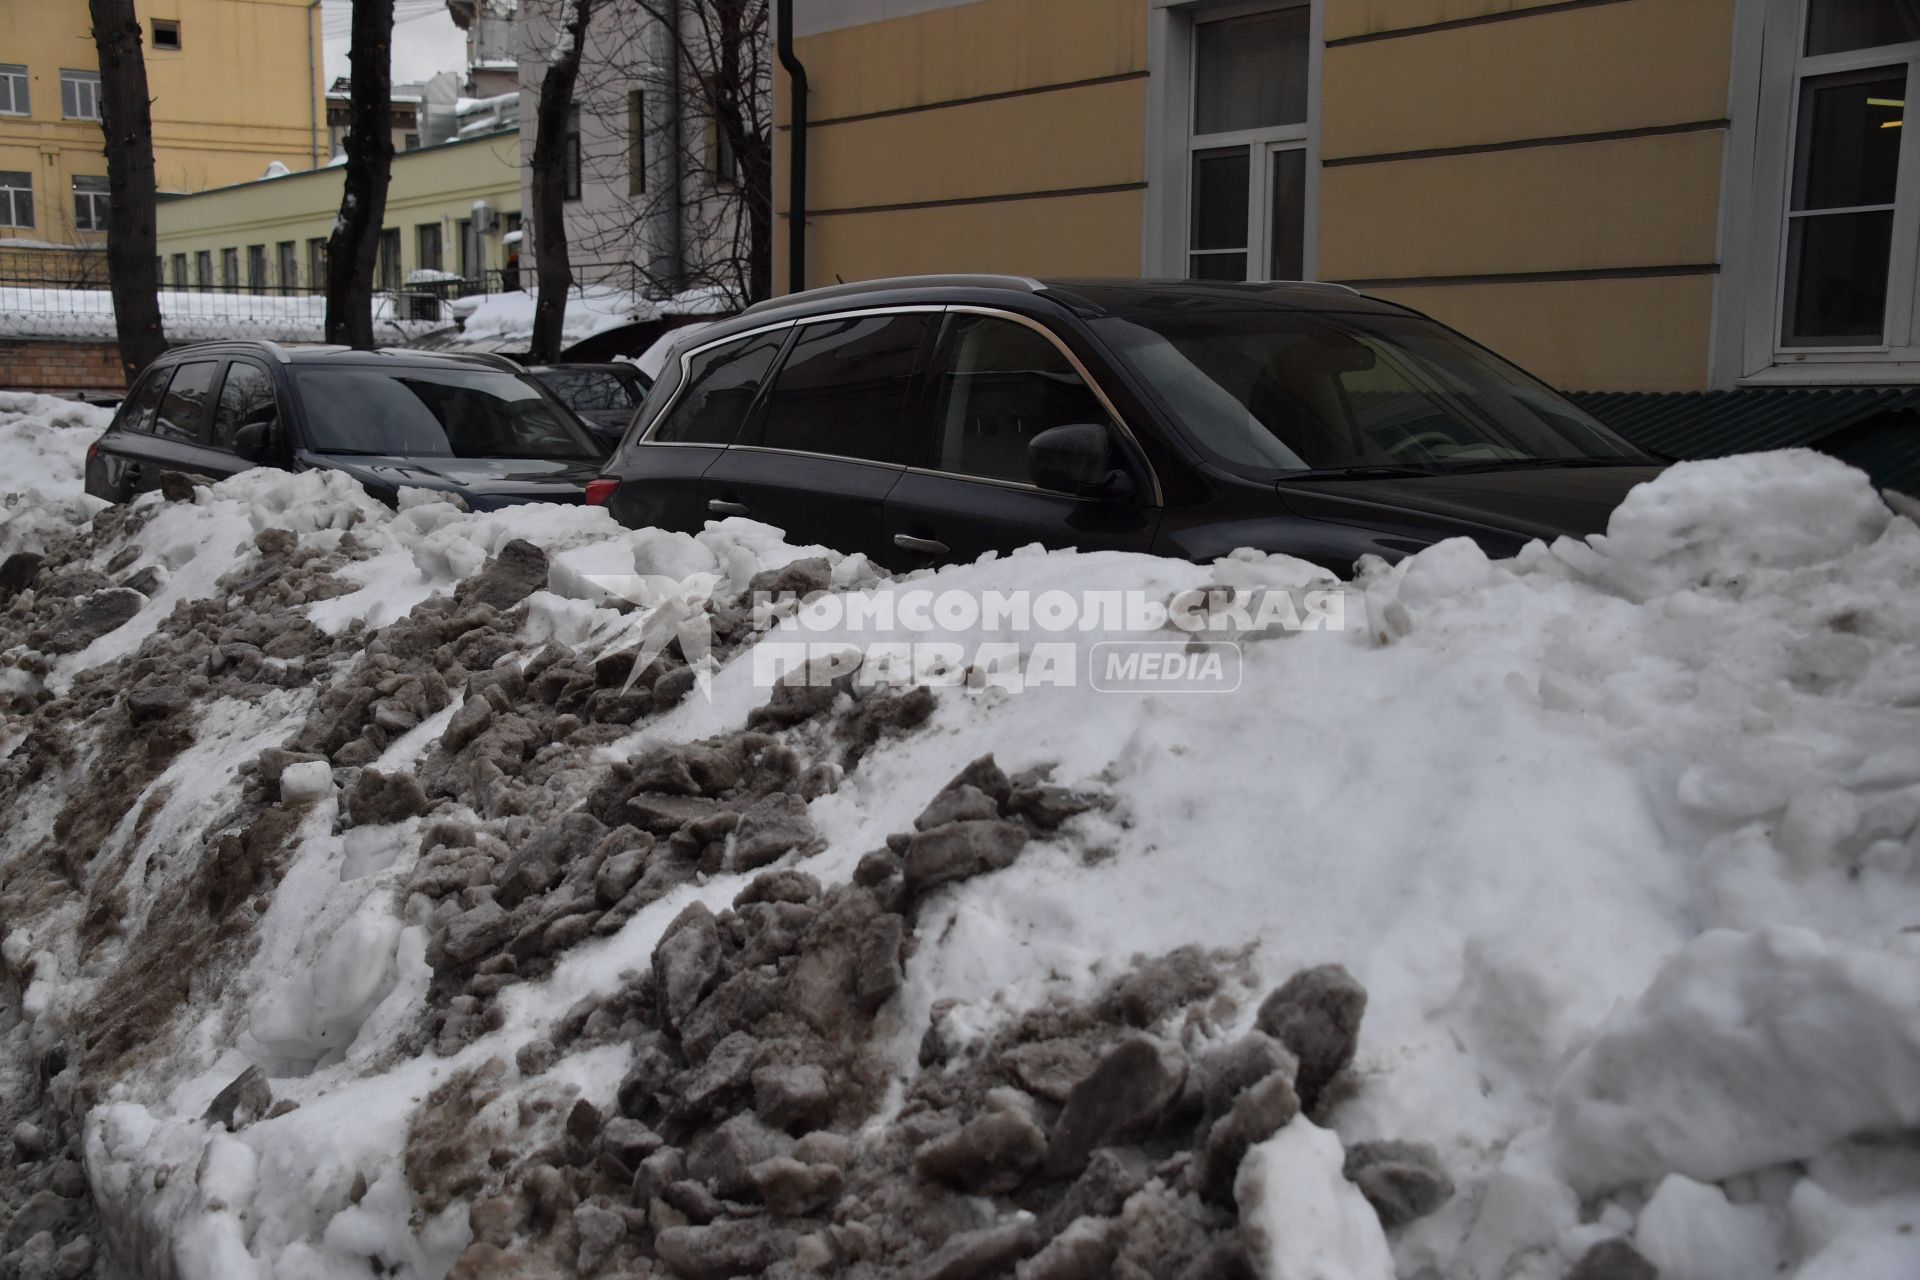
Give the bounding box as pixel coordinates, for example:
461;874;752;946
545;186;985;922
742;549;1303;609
154;361;218;442
930;316;1112;486
291;367;601;460
247;244;268;294
277;241;298;292
404;133;420;150
194;250;212;288
0;64;27;117
758;314;934;463
1741;0;1920;373
151;20;182;51
170;253;187;285
221;247;239;288
307;237;328;288
119;367;172;434
417;223;443;274
210;363;276;452
377;227;401;289
0;171;32;228
1186;4;1310;282
705;79;737;186
565;106;582;201
652;331;786;444
73;175;109;232
60;69;101;121
628;90;646;195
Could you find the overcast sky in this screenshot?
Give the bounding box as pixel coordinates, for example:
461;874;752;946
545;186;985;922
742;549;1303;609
321;0;471;87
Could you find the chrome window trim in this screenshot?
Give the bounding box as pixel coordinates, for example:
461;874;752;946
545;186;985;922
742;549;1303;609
902;466;1047;496
633;303;1166;509
938;305;1165;506
725;443;907;471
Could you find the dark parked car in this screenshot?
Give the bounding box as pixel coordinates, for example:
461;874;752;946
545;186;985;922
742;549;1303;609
588;276;1663;572
526;362;653;446
85;342;609;510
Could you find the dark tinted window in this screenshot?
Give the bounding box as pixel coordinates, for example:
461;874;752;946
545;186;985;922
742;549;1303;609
759;313;932;463
292;367;601;460
541;367;647;414
154;360;218;442
652;331;785;444
118;367;172;435
931;316;1111;486
210;363;277;451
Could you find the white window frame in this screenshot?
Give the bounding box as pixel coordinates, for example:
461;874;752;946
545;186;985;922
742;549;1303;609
1145;0;1323;281
72;175;109;233
0;64;28;117
0;171;33;229
1731;0;1920;384
60;69;101;122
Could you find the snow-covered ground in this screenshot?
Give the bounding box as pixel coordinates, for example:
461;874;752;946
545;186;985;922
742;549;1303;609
1;389;1918;1279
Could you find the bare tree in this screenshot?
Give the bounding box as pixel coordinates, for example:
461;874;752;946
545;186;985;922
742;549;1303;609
87;0;166;378
530;0;596;361
325;0;395;347
546;0;771;309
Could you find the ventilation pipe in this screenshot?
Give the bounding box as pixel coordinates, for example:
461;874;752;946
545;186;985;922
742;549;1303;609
775;0;807;293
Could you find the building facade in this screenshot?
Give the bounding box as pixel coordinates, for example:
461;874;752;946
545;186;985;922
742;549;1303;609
516;0;766;303
0;0;327;250
154;129;522;294
773;0;1919;395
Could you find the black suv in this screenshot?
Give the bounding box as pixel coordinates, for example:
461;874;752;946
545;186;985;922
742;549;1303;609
590;277;1662;571
85;342;608;510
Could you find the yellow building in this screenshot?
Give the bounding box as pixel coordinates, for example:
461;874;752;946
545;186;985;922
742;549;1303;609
155;129;522;293
0;0;326;250
774;0;1920;395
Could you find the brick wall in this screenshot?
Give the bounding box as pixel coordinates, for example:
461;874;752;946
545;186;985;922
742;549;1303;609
0;340;127;394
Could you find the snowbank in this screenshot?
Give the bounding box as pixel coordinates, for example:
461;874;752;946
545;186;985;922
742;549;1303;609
0;391;112;562
1;409;1918;1280
445;284;733;352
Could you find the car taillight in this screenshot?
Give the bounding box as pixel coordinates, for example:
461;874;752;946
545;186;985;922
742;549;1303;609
86;440;100;465
584;478;619;506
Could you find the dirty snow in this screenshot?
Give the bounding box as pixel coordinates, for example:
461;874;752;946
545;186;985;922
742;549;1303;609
0;400;1917;1280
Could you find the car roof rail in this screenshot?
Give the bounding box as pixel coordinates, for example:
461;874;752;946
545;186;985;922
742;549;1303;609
375;347;524;372
741;274;1047;316
1277;280;1363;296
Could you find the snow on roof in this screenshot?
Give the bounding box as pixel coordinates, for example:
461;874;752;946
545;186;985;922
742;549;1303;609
430;282;731;352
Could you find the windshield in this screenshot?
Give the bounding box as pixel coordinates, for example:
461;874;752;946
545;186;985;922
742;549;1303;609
294;366;604;460
1094;309;1649;476
539;367;648;414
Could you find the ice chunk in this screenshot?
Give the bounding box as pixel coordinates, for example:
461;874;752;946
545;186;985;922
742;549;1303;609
279;760;334;806
1552;928;1920;1191
1235;1117;1394;1280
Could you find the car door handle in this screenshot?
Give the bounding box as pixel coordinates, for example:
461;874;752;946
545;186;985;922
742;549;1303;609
708;499;750;517
893;534;949;555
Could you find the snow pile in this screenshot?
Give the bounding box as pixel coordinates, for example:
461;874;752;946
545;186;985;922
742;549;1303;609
445;284;733;352
1;415;1918;1280
0;392;112;564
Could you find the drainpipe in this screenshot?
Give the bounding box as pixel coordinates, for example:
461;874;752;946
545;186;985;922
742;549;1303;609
307;0;322;167
645;0;683;292
775;0;806;293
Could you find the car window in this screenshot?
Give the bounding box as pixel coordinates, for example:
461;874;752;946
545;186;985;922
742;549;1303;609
541;368;645;413
651;331;786;445
210;362;277;452
117;366;172;435
154;360;218;443
292;366;602;460
758;313;933;464
930;315;1113;486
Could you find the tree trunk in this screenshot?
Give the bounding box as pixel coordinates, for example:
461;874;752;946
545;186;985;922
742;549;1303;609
87;0;166;380
325;0;395;347
530;0;593;362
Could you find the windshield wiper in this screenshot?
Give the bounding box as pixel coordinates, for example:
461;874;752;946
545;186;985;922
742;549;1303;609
1276;464;1447;480
1436;457;1651;474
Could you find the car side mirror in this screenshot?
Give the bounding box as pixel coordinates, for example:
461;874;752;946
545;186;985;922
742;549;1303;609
231;415;279;463
1030;422;1133;500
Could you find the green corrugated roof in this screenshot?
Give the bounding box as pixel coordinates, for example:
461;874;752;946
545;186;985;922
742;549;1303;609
1566;388;1920;498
